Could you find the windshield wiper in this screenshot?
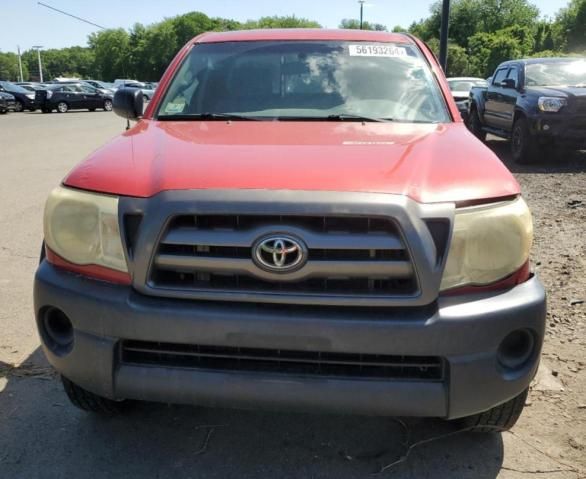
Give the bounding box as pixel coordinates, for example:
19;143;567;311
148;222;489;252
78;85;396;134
328;113;390;123
158;112;260;121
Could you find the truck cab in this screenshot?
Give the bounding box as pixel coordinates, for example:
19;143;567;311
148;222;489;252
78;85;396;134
468;57;586;163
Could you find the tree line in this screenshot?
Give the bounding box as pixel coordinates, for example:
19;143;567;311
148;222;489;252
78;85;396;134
0;0;584;82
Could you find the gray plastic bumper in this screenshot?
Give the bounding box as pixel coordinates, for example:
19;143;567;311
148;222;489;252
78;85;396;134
34;261;546;419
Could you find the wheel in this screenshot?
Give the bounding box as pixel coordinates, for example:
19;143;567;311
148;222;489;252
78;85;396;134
103;99;113;111
56;101;68;113
143;94;149;102
14;100;24;112
459;388;528;432
88;108;96;112
511;117;539;164
467;106;486;142
0;109;7;114
61;376;128;414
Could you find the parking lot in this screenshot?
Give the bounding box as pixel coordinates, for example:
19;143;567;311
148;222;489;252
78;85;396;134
0;111;584;478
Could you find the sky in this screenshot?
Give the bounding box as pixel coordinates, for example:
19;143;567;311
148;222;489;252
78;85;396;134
0;0;572;52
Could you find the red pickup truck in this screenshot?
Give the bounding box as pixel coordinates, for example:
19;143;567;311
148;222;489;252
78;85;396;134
34;29;545;432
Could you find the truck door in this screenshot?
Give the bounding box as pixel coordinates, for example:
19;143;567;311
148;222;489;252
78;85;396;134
501;66;520;131
484;67;510;129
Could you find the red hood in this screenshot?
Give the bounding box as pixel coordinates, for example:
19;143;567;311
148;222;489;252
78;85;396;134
64;120;519;204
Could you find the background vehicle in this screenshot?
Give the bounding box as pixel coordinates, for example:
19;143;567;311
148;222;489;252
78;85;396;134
468;57;586;163
15;81;46;91
447;77;487;121
36;30;545;433
36;83;113;113
0;91;16;113
116;80;156;100
0;81;37;112
83;80;116;94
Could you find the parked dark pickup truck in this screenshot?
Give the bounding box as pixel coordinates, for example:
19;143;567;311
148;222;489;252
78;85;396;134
468;58;586;163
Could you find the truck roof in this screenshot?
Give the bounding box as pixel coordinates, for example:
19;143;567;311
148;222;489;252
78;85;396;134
195;29;413;45
499;57;586;67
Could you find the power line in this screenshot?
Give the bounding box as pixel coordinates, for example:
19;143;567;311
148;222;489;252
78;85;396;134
37;2;107;30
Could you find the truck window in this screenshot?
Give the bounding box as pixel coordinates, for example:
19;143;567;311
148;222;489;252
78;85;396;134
506;67;520;88
157;41;451;123
492;68;509;86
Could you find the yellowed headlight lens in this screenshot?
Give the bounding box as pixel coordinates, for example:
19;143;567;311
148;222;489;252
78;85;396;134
44;186;128;272
441;197;533;291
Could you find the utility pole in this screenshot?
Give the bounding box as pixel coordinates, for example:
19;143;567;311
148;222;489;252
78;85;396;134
439;0;451;72
17;45;24;82
32;45;44;82
358;0;365;29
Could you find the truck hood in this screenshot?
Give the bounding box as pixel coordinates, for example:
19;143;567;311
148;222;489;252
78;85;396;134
526;86;586;98
64;120;519;204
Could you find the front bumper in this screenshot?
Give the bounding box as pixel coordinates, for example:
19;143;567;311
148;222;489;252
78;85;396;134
34;261;546;419
530;114;586;149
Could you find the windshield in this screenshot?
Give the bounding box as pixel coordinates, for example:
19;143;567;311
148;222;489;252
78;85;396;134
448;79;487;91
0;81;30;94
157;41;450;123
525;60;586;87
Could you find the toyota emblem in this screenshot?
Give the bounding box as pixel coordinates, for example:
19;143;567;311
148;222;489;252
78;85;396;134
253;235;307;273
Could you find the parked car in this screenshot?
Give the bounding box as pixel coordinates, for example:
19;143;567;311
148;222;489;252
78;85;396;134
0;81;37;112
15;81;46;91
36;83;113;113
447;77;488;121
116;81;156;100
36;29;545;433
468;57;586;163
83;80;116;94
0;91;16;113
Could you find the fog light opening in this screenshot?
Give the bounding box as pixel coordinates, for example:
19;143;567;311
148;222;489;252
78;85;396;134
498;329;534;370
41;307;74;355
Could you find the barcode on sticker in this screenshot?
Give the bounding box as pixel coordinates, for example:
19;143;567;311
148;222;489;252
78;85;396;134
348;44;407;57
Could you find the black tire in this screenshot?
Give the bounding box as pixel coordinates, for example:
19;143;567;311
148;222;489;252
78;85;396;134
143;94;149;102
14;100;24;112
28;108;37;112
61;376;127;414
56;101;68;113
459;388;529;432
511;117;539;164
467;106;486;142
0;109;7;114
103;99;113;111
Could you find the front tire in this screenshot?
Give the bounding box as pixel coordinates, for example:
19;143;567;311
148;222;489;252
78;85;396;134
61;376;128;414
467;106;486;142
103;99;112;111
56;101;68;113
14;100;24;112
512;117;539;164
459;388;528;432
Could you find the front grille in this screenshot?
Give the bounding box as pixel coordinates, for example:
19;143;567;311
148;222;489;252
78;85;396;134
121;340;445;381
148;215;418;298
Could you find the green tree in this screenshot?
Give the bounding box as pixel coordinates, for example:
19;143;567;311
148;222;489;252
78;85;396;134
244;15;321;29
0;51;28;81
339;19;387;31
88;28;130;81
553;0;586;52
427;39;479;76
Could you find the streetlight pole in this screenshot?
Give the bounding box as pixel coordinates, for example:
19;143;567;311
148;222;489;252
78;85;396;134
32;45;44;83
17;45;24;82
358;0;365;29
439;0;451;72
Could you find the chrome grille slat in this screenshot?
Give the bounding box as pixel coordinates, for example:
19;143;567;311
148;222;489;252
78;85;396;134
149;214;418;298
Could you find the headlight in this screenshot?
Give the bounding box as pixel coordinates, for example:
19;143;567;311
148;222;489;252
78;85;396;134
538;97;567;112
26;93;35;99
440;197;533;291
44;186;128;272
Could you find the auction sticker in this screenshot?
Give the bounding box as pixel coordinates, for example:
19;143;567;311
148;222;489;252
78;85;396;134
348;44;407;57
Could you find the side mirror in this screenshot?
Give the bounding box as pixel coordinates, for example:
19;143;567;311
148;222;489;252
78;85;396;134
500;78;516;89
113;87;143;120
